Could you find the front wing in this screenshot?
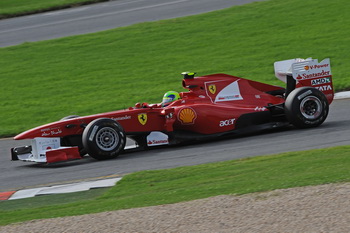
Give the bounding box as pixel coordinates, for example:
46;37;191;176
11;137;81;163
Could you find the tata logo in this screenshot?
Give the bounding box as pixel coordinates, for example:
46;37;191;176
311;77;331;86
138;113;147;125
208;84;216;94
315;85;332;91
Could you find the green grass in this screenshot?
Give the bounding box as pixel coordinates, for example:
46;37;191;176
0;0;108;19
1;0;350;137
1;145;350;225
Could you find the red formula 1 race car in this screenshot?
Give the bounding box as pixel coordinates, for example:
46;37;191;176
11;58;334;163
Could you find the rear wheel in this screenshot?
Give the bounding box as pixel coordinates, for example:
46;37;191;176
82;118;126;160
284;87;329;128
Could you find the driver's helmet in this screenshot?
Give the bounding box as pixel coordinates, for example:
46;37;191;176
162;91;180;107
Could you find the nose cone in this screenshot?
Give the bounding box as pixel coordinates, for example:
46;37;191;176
14;127;42;140
13;121;65;140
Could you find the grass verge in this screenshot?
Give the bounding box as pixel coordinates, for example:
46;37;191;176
0;145;350;225
0;0;349;136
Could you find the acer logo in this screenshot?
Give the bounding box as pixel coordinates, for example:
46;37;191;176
219;118;236;127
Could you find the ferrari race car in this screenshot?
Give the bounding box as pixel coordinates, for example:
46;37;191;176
11;58;334;163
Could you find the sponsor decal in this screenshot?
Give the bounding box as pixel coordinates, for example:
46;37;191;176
40;127;60;132
219;118;235;127
146;132;169;147
89;126;99;141
299;70;330;80
311;77;331;86
208;84;216;94
307;63;330;69
215;81;243;102
178;108;197;125
218;95;241;101
315;85;332;91
36;138;60;150
41;128;52;132
255;107;267;111
111;115;131;121
255;95;261;99
292;58;332;80
41;128;63;137
147;139;169;146
31;137;61;158
298;90;312;100
138;113;147;125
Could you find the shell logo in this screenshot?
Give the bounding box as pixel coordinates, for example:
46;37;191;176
178;108;197;125
304;65;310;70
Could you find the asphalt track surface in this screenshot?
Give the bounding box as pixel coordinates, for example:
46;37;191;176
1;99;349;191
0;0;266;47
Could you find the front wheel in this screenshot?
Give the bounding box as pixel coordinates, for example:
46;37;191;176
284;87;329;128
82;118;126;160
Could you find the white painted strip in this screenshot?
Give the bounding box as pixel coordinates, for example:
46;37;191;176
38;178;121;195
9;177;121;200
9;187;45;200
334;91;350;100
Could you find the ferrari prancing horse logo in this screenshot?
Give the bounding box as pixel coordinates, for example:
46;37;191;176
208;84;216;94
138;113;147;125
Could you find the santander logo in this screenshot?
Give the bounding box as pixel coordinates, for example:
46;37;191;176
146;131;169;147
148;139;169;145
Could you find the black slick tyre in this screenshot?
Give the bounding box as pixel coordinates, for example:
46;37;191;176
82;118;126;160
284;87;329;128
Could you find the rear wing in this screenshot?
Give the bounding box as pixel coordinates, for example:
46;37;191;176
274;58;333;104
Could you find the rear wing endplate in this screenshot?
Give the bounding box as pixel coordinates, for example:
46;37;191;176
274;58;333;103
274;58;331;83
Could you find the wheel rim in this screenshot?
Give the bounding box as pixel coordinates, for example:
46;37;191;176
95;127;120;152
300;96;322;119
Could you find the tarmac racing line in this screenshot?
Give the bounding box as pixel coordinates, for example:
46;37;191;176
0;0;268;47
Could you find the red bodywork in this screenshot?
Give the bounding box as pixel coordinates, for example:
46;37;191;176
12;71;334;163
14;74;286;140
